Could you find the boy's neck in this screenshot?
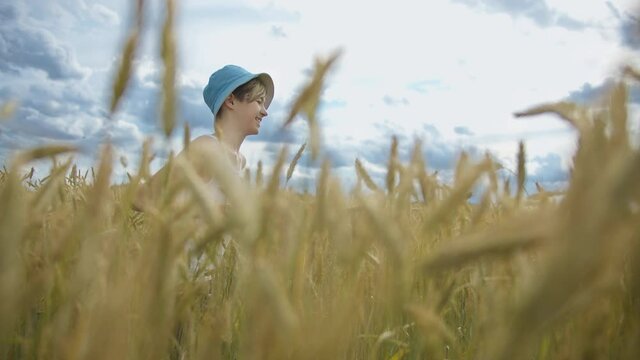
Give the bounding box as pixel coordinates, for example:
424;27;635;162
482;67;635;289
214;120;244;153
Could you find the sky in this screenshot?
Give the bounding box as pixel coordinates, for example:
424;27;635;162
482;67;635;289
1;0;639;194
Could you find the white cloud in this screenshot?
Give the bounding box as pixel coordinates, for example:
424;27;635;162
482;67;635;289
91;4;120;26
547;0;633;23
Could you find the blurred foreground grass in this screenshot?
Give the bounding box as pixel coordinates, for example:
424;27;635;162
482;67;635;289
1;1;640;358
2;78;640;359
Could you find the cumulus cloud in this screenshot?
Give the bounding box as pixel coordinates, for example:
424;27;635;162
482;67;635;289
567;79;640;105
307;124;480;192
0;3;88;80
382;95;409;106
270;25;287;38
90;3;120;26
252;119;303;145
528;152;569;190
286;121;480;190
17;0;121;27
109;59;213;135
567;80;612;104
451;0;589;30
0;73;144;158
0;1;144;170
454;125;475;136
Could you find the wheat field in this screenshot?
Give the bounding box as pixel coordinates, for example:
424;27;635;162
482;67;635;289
1;1;639;359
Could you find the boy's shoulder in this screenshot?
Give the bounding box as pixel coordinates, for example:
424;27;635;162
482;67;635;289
189;134;222;152
191;134;218;145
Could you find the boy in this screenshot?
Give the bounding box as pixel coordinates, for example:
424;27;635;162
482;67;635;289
135;65;274;208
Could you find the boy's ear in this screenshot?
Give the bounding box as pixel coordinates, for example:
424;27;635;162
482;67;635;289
221;94;235;109
222;95;235;110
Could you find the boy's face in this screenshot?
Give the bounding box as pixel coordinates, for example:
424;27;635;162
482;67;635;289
235;95;268;136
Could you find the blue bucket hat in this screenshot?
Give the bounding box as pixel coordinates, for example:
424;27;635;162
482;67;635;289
203;65;274;117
